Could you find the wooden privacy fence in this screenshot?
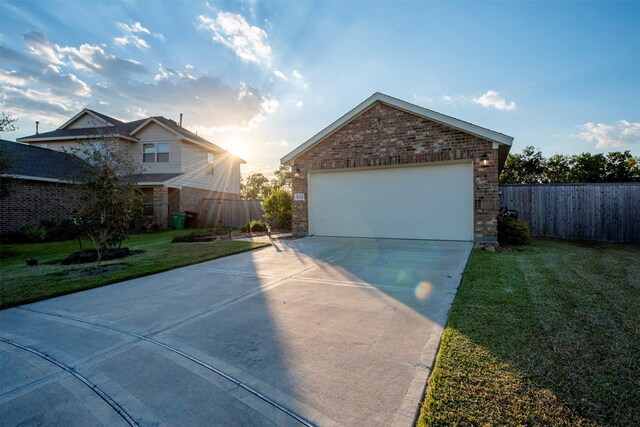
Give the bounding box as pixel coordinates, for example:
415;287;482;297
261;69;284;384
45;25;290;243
499;183;640;243
203;199;265;228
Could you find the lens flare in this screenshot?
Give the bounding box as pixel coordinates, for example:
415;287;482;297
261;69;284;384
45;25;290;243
414;281;433;301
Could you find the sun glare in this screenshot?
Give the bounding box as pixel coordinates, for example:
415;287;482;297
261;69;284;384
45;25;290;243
226;140;249;159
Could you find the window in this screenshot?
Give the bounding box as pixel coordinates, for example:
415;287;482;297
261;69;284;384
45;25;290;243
207;152;215;175
143;143;170;163
141;188;154;216
39;143;49;148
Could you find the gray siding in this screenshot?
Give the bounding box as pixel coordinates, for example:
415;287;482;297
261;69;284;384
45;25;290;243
136;123;181;173
66;113;111;129
174;144;240;194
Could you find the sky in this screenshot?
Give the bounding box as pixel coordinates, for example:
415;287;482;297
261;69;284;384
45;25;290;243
1;0;639;177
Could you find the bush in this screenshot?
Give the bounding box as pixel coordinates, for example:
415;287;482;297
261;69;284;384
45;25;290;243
498;217;530;245
39;218;81;241
241;220;268;233
20;225;48;242
261;188;292;230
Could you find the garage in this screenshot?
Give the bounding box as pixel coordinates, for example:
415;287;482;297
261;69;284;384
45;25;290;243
308;162;473;240
282;92;513;243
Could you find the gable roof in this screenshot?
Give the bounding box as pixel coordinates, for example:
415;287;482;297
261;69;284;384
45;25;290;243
17;109;246;164
0;139;86;182
281;92;514;165
58;108;125;129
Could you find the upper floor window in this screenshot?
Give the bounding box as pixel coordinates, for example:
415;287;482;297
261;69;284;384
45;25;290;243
143;143;170;163
207;152;215;174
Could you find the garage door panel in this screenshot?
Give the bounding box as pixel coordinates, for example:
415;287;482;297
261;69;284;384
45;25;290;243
308;163;473;241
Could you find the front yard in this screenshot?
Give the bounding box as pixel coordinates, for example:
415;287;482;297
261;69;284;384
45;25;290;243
0;229;269;309
419;239;640;426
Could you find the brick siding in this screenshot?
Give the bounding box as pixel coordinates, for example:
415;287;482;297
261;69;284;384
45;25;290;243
0;179;82;233
290;102;500;241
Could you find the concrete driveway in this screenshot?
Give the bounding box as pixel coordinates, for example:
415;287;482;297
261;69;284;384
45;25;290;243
0;237;471;426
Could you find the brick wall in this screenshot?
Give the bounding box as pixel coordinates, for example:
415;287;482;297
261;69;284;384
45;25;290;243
0;179;82;233
152;186;169;229
290;102;500;241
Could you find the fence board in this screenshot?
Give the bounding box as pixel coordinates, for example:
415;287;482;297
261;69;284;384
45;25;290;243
500;183;640;243
203;199;264;228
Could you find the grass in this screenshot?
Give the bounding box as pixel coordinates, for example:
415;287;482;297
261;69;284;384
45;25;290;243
418;239;640;426
0;228;269;309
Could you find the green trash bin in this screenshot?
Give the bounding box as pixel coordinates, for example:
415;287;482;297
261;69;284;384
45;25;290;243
171;213;186;230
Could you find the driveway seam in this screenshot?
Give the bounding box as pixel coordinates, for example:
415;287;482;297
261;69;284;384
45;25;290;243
16;307;315;427
0;337;139;427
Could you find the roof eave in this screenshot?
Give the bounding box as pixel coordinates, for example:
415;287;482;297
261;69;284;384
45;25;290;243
17;134;138;143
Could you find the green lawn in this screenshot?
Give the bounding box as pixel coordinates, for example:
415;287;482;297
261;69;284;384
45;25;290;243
419;239;640;426
0;229;269;309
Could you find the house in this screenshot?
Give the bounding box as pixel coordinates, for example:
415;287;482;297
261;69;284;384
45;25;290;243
281;92;514;243
16;109;244;229
0;139;85;233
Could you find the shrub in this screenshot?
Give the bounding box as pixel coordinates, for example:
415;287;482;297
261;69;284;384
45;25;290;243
241;220;268;233
20;225;48;242
498;217;530;245
261;188;292;230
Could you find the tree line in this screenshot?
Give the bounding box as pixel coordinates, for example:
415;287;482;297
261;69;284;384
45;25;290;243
500;146;640;184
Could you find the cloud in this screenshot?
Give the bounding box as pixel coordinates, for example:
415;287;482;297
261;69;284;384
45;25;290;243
23;31;64;65
56;43;148;78
472;90;517;111
274;70;287;80
114;21;163;49
266;140;289;146
0;69;31;86
1;31;276;137
114;35;149;49
117;22;151;35
295;100;304;108
197;12;271;65
577;120;640;148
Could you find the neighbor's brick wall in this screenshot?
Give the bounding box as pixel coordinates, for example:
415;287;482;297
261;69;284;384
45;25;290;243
291;102;500;241
152;186;169;229
0;179;82;233
180;186;239;227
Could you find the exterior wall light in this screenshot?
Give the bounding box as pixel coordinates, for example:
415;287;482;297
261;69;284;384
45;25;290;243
294;168;301;179
480;152;489;168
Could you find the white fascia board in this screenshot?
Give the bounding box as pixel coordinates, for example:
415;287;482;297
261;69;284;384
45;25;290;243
1;174;75;184
57;109;114;130
281;92;514;165
17;134;138;143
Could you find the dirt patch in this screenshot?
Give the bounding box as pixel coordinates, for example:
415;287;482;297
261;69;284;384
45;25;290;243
61;248;142;265
64;264;129;278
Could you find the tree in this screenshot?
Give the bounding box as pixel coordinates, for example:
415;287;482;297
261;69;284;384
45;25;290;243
262;188;292;229
604;150;640;182
0;112;18;197
0;112;17;134
71;138;141;269
270;165;292;190
240;173;270;200
568;152;607;183
499;146;546;184
545;154;571;183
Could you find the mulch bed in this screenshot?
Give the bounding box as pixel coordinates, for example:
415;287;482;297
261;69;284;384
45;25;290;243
61;248;138;265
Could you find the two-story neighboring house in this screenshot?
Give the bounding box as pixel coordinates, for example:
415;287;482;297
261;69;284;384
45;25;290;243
17;109;244;228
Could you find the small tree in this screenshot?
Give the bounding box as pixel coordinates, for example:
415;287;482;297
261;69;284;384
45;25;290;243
71;138;140;269
500;146;546;184
262;188;292;230
241;172;270;200
0;112;18;198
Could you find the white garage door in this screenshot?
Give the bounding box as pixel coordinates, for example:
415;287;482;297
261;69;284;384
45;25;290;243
308;162;474;241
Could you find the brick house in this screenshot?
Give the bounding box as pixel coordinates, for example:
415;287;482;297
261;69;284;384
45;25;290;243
15;109;244;229
0;139;85;233
281;93;514;243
